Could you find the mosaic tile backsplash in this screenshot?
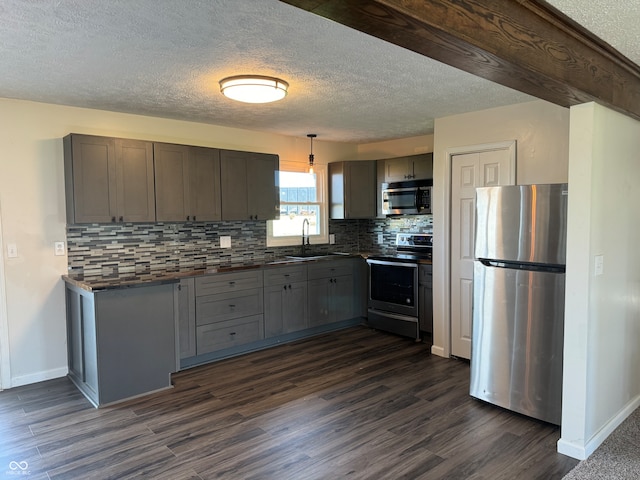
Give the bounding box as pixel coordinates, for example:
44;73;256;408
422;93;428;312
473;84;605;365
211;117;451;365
67;215;433;275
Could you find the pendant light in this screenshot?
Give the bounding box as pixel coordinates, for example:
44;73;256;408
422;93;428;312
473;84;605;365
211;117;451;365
307;134;317;174
219;75;289;103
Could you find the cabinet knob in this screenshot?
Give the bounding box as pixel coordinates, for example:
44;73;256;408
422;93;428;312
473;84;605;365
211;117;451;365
193;215;196;221
283;285;287;291
111;216;116;223
186;216;190;221
119;216;123;222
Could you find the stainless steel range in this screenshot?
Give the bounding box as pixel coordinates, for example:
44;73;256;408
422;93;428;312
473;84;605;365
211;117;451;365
366;233;433;341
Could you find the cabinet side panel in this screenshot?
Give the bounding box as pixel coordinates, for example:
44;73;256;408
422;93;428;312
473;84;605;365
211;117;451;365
95;284;175;405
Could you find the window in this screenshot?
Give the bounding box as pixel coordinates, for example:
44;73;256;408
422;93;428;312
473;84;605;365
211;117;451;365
267;162;328;247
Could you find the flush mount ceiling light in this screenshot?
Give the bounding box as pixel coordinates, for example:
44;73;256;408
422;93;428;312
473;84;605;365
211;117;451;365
219;75;289;103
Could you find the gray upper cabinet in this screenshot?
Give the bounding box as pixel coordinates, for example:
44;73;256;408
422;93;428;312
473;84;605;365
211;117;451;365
220;150;279;221
329;160;377;219
64;134;155;224
383;153;433;183
154;143;222;222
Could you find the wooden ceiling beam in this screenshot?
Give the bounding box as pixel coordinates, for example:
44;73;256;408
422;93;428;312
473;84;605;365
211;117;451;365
280;0;640;121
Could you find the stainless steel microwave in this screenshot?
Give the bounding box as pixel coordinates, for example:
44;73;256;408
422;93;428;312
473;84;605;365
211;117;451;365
381;180;432;215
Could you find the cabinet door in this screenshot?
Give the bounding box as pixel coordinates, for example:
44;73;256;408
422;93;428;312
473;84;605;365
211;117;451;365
115;138;156;222
345;161;376;219
283;281;308;333
247;153;279;220
220;150;249;220
189;147;222;221
264;281;308;336
264;283;285;337
178;278;196;359
384;157;411;183
154;143;190;222
412;153;433;181
308;277;331;327
65;134;117;223
332;274;354;322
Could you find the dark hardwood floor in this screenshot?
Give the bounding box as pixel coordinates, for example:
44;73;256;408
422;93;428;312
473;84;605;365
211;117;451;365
0;326;578;479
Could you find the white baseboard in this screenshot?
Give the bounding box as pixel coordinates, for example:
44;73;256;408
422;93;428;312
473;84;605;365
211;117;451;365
431;344;446;357
558;394;640;460
10;367;68;388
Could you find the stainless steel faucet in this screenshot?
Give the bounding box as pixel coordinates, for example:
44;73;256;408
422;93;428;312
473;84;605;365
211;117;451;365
301;218;310;254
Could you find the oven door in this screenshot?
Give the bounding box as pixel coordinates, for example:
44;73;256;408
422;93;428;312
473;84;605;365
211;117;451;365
367;259;418;317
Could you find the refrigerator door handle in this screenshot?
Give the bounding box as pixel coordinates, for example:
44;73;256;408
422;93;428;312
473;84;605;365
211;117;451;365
477;258;566;273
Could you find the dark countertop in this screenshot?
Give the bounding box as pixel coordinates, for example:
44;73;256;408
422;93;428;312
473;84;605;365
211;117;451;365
62;253;362;291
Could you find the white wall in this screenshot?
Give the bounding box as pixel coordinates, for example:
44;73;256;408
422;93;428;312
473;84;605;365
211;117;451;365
357;135;434;159
0;98;357;388
431;99;570;358
558;103;640;459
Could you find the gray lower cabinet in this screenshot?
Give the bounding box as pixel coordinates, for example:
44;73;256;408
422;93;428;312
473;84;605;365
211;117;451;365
195;270;265;355
264;264;308;337
419;264;433;341
65;282;177;407
177;278;196;359
308;260;354;327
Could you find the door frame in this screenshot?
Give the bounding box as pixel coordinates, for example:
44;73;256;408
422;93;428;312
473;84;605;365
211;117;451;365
0;203;11;389
436;140;516;358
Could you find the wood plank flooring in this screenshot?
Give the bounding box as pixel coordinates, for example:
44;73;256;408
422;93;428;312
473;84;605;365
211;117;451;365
0;326;578;479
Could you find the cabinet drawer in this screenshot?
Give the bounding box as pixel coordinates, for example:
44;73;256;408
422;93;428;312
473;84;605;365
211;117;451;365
196;288;263;326
196;315;264;355
307;260;353;280
195;269;263;296
263;264;307;285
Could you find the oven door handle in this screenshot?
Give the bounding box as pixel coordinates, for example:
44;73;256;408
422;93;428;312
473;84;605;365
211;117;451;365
366;259;418;268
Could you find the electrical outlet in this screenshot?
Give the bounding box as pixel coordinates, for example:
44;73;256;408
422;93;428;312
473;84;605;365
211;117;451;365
54;241;66;256
220;236;231;249
377;233;384;244
329;234;335;245
7;244;17;258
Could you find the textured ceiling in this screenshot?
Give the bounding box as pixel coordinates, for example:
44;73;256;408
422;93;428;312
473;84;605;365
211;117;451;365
0;0;637;144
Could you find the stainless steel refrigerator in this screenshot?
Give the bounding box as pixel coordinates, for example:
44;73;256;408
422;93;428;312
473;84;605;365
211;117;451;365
470;183;568;425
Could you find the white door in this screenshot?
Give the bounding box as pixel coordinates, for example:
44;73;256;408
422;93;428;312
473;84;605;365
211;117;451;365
450;146;515;359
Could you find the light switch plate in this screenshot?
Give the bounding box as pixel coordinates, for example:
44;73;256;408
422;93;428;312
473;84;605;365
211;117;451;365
7;244;17;258
54;241;66;256
377;233;384;244
594;254;604;276
329;234;335;245
220;236;231;249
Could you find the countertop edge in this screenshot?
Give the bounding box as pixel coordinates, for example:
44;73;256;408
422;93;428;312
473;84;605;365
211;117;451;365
62;254;365;291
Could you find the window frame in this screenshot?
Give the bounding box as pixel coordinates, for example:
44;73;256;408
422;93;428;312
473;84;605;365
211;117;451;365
267;162;328;247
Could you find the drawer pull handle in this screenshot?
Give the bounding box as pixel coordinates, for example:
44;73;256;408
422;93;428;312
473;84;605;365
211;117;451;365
229;281;235;286
230;332;236;336
229;304;236;308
